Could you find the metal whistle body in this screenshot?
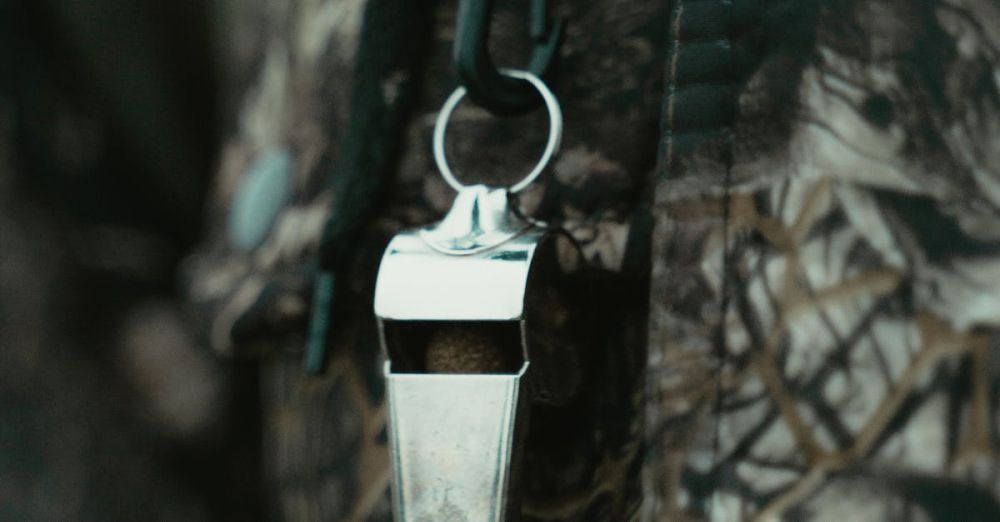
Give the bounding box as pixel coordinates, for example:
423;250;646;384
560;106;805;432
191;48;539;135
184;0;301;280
374;185;586;521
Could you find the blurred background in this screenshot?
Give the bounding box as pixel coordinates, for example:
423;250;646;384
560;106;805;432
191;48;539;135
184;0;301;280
0;1;267;520
0;0;666;519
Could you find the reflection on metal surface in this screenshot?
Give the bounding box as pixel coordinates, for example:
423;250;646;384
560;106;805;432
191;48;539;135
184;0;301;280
385;365;526;522
433;70;563;192
374;181;587;521
375;187;542;322
418;186;532;255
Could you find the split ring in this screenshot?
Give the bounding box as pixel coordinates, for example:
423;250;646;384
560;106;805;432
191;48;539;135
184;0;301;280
433;69;562;194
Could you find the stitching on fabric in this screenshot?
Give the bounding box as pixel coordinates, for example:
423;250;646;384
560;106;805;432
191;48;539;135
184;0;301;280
665;1;683;172
713;0;736;520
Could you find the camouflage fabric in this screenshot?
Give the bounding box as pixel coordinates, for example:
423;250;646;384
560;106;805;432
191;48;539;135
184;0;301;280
183;0;666;520
185;0;1000;520
646;0;1000;520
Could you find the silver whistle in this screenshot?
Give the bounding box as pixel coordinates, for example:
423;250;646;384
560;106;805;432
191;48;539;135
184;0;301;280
375;184;585;521
374;70;584;521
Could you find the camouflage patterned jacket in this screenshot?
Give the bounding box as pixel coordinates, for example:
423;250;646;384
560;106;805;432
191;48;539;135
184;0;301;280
183;0;1000;520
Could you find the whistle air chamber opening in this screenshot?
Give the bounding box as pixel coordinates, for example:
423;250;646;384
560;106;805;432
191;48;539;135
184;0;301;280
382;320;526;374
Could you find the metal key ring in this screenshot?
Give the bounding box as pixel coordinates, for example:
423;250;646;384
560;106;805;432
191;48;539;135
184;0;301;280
433;69;562;194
